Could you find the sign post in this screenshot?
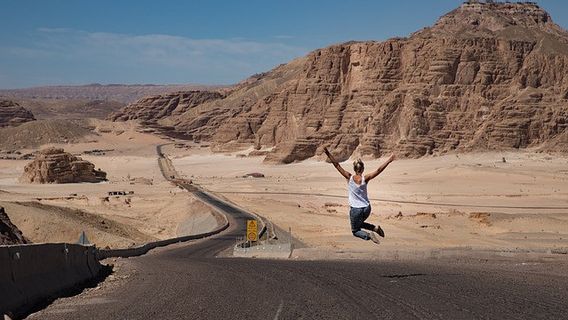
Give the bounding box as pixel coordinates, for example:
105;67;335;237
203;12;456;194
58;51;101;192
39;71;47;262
246;220;258;242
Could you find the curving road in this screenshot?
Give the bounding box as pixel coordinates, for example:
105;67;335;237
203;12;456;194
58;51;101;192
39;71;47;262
29;146;568;320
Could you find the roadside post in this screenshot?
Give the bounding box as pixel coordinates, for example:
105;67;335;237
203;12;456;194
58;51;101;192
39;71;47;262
246;220;258;245
77;231;90;245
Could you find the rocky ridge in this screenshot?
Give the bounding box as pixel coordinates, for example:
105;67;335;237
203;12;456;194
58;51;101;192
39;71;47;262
111;1;568;163
0;99;35;127
17;98;126;120
0;84;225;104
0;207;29;245
20;148;107;184
108;91;224;123
0;119;95;150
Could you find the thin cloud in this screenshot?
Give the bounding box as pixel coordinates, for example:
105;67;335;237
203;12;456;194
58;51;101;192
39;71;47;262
36;27;75;33
36;28;305;65
273;35;295;39
0;28;308;87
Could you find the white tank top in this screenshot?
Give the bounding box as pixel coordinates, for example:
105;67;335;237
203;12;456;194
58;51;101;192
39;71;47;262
348;175;370;208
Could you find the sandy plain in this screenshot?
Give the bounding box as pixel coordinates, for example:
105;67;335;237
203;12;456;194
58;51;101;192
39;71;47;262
167;145;568;259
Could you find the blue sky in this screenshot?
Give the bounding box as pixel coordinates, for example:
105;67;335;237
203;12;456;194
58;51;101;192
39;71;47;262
0;0;567;89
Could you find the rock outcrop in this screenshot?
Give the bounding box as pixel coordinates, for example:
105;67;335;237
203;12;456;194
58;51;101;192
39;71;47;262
0;207;30;245
0;99;35;127
108;91;224;123
111;1;568;163
20;148;107;184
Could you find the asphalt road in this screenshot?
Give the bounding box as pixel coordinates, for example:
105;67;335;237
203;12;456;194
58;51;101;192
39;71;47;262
27;146;568;319
29;193;568;320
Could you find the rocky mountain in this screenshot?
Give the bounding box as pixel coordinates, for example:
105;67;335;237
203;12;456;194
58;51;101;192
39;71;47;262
0;207;30;245
20;148;107;184
0;99;35;127
111;1;568;163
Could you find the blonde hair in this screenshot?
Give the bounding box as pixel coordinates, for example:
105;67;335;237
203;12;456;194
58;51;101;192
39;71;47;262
353;159;364;174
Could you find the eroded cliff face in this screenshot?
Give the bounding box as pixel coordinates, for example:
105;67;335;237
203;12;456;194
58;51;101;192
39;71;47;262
112;2;568;163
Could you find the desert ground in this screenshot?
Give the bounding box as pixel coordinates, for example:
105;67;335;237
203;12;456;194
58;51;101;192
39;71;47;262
166;145;568;259
1;122;568;258
0;121;220;248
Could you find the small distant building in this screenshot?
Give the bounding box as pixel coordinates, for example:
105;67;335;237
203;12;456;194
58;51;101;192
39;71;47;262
108;191;127;196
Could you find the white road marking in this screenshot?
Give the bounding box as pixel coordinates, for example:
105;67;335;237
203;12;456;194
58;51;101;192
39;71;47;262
274;299;284;320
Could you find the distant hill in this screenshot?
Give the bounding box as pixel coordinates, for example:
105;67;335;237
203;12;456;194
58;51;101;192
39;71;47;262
0;84;226;120
0;119;96;150
0;84;227;104
12;99;126;120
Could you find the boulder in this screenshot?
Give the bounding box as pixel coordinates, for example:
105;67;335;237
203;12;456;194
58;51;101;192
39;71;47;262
20;148;107;184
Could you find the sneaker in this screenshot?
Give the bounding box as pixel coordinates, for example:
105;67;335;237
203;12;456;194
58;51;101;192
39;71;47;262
374;225;385;238
369;232;381;244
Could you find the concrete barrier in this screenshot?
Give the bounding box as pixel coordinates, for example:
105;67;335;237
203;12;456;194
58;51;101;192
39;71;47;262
0;243;103;317
0;247;24;316
233;242;293;259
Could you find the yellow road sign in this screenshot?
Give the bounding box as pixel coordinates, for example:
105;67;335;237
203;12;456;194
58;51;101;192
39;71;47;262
246;220;258;242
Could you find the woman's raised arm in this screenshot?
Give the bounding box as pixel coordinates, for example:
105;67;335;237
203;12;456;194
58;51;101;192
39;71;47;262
365;154;395;183
323;147;351;180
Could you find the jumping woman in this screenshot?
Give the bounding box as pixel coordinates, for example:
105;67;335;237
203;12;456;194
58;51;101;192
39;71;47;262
323;147;395;244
